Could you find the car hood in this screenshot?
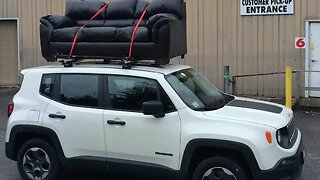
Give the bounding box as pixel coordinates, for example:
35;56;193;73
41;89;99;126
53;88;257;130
203;97;293;129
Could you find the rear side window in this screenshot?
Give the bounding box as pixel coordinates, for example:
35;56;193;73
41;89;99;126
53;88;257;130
60;74;99;107
40;74;55;98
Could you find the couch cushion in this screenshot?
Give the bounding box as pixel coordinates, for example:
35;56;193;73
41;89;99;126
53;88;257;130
45;15;77;29
53;27;82;42
82;27;117;42
103;19;134;27
116;27;150;42
135;0;149;18
77;20;105;27
106;0;137;19
66;1;106;20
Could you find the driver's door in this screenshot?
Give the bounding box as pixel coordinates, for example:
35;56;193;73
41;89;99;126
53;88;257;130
103;75;181;171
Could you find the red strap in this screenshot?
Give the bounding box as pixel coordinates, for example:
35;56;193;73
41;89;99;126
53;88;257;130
68;4;108;59
128;6;148;58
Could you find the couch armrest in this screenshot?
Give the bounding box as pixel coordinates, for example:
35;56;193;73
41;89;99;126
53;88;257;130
147;13;186;58
147;13;181;42
41;15;77;29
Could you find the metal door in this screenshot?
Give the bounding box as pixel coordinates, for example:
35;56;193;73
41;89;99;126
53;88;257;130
308;23;320;97
0;20;19;86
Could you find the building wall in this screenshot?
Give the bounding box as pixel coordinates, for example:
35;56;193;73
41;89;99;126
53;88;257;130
0;0;67;69
184;0;320;97
1;0;320;96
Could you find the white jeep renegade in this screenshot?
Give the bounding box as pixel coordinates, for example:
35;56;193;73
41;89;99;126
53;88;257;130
6;64;304;180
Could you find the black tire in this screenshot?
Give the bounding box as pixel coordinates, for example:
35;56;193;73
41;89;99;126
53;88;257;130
192;157;248;180
17;139;60;180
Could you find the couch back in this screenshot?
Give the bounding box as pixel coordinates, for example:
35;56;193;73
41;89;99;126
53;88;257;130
65;0;183;27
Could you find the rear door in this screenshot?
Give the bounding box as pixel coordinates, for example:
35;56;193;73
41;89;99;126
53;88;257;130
103;75;181;172
42;73;106;159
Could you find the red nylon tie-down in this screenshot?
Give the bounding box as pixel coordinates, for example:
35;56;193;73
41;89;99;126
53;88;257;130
128;6;148;59
68;2;150;62
68;4;108;59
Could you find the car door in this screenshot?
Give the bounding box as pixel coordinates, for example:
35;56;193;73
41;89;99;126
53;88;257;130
42;73;106;159
104;75;181;172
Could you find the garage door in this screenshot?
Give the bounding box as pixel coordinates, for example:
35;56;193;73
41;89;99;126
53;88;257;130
0;20;18;86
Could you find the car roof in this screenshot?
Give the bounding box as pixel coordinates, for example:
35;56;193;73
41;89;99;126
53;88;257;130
22;63;191;75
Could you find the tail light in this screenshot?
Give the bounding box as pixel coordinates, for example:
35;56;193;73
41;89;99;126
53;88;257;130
8;103;14;117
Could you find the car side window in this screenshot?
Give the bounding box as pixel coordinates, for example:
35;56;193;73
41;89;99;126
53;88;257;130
59;74;99;107
108;76;175;113
40;74;55;98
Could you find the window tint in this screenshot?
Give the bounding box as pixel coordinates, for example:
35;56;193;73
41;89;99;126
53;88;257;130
108;76;176;112
60;74;98;107
40;74;55;98
108;76;158;111
166;68;224;111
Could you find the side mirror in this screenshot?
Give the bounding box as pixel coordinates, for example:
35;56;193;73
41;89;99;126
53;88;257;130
142;101;165;118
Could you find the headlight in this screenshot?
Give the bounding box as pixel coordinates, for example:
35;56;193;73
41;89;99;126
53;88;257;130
276;123;298;149
276;130;282;144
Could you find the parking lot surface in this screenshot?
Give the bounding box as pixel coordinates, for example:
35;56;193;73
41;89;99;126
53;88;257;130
0;88;319;180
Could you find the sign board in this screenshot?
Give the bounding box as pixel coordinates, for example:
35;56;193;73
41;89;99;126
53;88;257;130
240;0;294;16
295;37;306;49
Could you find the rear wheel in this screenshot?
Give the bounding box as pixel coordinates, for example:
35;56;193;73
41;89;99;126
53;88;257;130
17;139;60;180
192;157;248;180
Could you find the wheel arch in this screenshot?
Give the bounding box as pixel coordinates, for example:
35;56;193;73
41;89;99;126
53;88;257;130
6;125;65;164
179;139;261;180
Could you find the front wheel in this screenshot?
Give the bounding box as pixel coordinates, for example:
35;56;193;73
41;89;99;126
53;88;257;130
192;157;248;180
17;139;60;180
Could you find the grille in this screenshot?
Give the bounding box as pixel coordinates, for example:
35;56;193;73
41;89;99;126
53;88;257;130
278;119;298;149
287;120;297;146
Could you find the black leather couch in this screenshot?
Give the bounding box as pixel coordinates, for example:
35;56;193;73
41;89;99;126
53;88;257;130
40;0;187;64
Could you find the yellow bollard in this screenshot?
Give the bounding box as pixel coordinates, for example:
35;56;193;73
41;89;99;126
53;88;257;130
285;67;293;109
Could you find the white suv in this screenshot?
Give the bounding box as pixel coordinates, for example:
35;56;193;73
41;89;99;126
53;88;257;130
6;64;304;180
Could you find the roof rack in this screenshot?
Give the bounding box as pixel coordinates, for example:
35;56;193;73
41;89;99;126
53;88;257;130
58;57;163;69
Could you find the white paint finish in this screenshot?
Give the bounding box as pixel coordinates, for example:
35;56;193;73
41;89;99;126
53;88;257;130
42;101;106;158
103;74;181;170
27;110;40;122
204;97;291;129
178;105;300;170
104;110;181;170
309;22;320;97
6;65;303;173
305;21;310;98
5;70;50;142
240;0;294;16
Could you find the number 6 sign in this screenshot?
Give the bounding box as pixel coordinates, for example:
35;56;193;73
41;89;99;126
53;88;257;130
295;37;306;49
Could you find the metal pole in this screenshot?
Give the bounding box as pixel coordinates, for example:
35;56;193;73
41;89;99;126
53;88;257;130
285;67;293;109
224;66;230;94
232;76;236;95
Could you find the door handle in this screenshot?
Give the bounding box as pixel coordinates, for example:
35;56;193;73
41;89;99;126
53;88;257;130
49;114;66;119
107;120;126;126
311;59;319;62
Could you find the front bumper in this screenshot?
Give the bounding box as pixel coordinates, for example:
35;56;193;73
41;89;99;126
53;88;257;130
257;140;304;180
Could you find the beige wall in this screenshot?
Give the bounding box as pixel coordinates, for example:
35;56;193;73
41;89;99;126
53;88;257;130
1;0;320;96
185;0;320;97
0;0;67;69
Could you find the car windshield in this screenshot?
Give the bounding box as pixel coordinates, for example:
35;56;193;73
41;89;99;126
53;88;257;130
166;68;225;111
